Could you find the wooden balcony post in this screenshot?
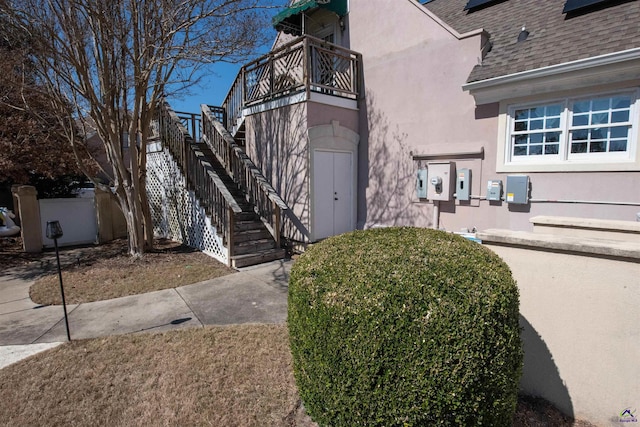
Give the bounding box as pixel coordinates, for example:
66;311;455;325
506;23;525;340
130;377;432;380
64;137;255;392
241;67;247;106
182;137;189;185
269;54;274;98
227;206;235;267
303;36;311;100
356;53;363;99
274;201;281;247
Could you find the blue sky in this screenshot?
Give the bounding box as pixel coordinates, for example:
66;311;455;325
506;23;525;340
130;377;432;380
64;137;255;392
167;6;282;114
167;61;248;114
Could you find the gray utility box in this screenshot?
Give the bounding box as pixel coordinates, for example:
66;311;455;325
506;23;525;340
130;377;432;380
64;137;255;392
505;175;530;204
487;180;502;201
416;168;428;199
456;168;471;201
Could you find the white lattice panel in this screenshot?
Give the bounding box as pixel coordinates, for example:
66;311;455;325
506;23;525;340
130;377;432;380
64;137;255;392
147;148;228;265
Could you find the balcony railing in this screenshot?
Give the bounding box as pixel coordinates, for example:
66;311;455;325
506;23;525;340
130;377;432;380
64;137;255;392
222;35;362;132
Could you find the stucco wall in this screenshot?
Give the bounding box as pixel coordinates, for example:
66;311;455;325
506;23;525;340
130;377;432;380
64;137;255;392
244;100;359;244
245;103;311;244
346;0;640;233
486;243;640;426
348;0;494;230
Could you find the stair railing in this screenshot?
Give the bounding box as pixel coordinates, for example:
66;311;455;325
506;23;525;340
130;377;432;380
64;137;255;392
201;104;288;247
175;111;201;142
158;102;242;259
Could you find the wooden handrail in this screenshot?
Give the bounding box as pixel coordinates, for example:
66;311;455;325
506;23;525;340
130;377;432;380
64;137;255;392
158;102;242;258
201;104;288;246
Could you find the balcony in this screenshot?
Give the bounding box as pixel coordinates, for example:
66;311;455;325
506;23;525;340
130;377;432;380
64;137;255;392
222;35;362;133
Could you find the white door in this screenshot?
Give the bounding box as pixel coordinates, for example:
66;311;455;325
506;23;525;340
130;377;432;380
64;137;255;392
313;150;353;240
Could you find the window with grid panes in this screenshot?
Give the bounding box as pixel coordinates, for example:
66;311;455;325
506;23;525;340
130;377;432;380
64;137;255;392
568;95;632;156
507;91;637;164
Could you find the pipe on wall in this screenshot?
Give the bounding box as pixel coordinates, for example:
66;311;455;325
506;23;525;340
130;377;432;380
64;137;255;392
432;200;440;230
467;195;640;206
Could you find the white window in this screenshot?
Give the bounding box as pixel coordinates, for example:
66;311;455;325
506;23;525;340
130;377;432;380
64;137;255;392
568;95;632;157
506;91;637;166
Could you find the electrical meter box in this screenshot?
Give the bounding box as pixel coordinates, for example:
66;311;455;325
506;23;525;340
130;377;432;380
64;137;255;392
456;168;471;201
505;175;530;204
427;162;454;201
416;168;428;199
487;180;503;201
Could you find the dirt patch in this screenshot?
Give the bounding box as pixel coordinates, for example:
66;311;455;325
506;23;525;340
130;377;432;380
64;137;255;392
0;236;43;268
514;395;596;427
24;238;234;304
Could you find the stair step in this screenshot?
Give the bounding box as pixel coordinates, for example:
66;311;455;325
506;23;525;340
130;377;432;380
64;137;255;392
231;248;287;268
233;238;276;255
234;228;272;243
188;134;285;269
234;220;266;232
235;211;260;221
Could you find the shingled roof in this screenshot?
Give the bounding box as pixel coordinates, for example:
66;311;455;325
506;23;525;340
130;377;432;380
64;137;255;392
423;0;640;83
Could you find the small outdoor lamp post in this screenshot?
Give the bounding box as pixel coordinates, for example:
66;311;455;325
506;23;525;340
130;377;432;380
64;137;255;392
46;220;71;341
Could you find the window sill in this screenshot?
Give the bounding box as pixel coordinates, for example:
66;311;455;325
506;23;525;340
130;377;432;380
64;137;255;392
497;159;640;173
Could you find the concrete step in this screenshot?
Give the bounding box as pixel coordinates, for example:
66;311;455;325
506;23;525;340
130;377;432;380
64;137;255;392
233;238;276;255
231;248;287;268
478;228;640;260
530;215;640;243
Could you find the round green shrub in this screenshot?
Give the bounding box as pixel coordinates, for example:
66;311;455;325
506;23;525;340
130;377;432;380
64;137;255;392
288;227;522;426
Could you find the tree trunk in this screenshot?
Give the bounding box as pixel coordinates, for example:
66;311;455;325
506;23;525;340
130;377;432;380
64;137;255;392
116;184;146;257
140;178;154;251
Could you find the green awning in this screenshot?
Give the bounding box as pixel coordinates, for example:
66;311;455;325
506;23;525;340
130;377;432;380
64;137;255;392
273;0;347;34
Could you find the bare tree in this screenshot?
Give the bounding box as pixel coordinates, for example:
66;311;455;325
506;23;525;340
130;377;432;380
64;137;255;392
2;0;278;256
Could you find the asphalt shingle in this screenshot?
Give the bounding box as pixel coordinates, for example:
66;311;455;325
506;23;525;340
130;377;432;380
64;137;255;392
423;0;640;82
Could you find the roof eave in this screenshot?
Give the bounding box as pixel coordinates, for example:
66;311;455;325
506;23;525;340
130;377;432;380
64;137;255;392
462;47;640;104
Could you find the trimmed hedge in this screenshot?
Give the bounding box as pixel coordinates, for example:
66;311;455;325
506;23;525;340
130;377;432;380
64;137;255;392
288;227;522;426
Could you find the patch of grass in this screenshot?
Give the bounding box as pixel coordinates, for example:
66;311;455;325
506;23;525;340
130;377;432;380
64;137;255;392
0;324;315;427
29;239;234;305
2;238;596;426
0;324;595;427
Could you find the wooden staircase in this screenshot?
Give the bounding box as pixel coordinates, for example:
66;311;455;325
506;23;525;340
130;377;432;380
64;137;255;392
158;103;288;269
198;144;285;268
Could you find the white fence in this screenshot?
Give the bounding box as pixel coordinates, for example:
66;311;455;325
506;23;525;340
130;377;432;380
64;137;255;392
39;197;98;248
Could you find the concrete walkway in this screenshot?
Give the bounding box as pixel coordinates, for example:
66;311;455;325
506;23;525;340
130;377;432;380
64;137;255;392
0;258;292;369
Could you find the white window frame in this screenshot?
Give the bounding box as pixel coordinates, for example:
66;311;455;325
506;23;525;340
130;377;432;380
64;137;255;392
499;88;640;172
507;99;568;165
566;93;635;161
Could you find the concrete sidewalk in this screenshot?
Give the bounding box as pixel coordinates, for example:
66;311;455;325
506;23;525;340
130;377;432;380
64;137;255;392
0;259;292;368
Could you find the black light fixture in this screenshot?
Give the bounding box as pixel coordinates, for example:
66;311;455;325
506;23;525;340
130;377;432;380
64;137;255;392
46;220;64;240
46;220;71;341
517;26;530;42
